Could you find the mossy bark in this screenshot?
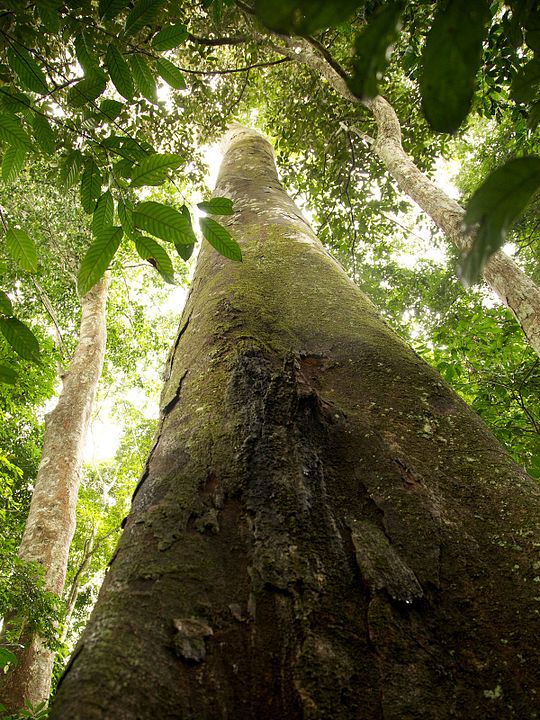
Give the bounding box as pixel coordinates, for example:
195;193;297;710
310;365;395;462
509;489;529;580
51;129;540;720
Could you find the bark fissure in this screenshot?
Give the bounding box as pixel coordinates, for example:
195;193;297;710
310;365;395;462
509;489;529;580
51;129;540;720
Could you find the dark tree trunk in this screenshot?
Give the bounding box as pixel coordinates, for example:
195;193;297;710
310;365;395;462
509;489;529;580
50;128;540;720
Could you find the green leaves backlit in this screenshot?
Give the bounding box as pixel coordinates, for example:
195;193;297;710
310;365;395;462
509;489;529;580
130;55;157;103
105;44;134;101
92;192;115;236
156;58;186;90
125;0;164;36
200;217;241;262
130;154;183;187
420;0;490;133
133;233;175;284
151;24;188;52
254;0;362;35
5;228;38;273
0;317;40;362
349;3;402;98
0;115;32;150
78;226;123;296
0;288;40;367
133;201;195;245
7;46;48;95
80;159;102;214
460;158;540;286
197;197;234;215
2;146;27;182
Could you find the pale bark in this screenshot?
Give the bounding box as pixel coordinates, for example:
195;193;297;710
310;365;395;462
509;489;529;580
50;129;540;719
1;274;110;712
259;34;540;357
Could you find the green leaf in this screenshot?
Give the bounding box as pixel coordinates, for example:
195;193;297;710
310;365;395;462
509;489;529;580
117;136;151;161
129;54;157;103
112;157;133;179
156;58;186;90
0;89;34;117
174;242;195;261
130;153;183;187
78;226;123;295
349;2;403;98
254;0;363;35
0;290;13;316
80;158;102;214
511;58;540;104
197;197;234;215
60;150;84;189
420;0;490;133
117;199;135;237
460;157;540;285
99;99;125;121
133;201;195;244
200;217;242;261
105;44;134;101
2;145;26;182
133;232;175;283
0;317;40;362
0;647;18;667
179;205;197;244
0;114;31;149
0;363;17;384
92;191;114;236
125;0;164;36
7;46;48;94
67;70;107;107
74;33;99;76
99;0;129;20
5;228;38;272
31;114;56;154
36;0;60;32
151;24;188;51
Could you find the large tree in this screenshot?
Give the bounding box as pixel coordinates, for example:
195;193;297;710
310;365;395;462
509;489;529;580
49;127;540;719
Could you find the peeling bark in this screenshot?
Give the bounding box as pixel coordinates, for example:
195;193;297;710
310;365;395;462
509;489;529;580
1;275;110;712
50;130;540;720
260;34;540;358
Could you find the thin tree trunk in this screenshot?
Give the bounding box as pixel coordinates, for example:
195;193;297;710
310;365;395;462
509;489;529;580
50;129;540;719
1;274;110;712
259;33;540;357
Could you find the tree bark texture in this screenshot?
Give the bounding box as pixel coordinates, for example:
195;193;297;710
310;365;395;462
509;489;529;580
51;129;540;720
1;275;110;712
263;33;540;359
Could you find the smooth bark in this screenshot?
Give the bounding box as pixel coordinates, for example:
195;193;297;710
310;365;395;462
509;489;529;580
260;33;540;358
1;274;109;712
50;130;540;719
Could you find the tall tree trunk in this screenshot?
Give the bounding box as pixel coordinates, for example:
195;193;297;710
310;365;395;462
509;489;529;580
1;275;109;712
51;129;540;720
260;33;540;358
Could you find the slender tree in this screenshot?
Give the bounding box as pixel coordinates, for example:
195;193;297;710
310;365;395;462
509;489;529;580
1;275;110;712
50;128;540;719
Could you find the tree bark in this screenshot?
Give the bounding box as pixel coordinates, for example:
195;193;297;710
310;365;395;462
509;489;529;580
1;274;110;712
260;33;540;358
50;129;540;720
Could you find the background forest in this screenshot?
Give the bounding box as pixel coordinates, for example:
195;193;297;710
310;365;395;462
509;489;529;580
0;0;539;715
